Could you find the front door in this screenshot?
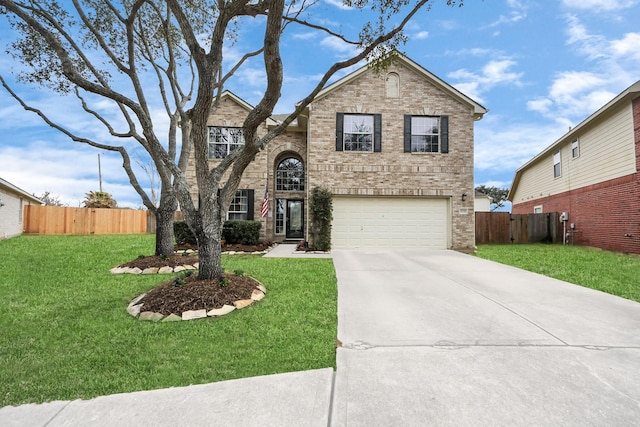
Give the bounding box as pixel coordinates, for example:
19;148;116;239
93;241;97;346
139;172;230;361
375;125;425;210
286;199;304;239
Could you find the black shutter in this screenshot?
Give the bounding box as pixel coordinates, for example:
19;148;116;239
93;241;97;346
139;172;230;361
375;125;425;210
336;113;344;151
246;189;254;220
403;115;412;153
440;115;449;154
374;114;382;152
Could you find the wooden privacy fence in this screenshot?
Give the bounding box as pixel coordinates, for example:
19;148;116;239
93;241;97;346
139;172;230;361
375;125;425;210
145;210;184;233
24;205;149;235
475;212;561;244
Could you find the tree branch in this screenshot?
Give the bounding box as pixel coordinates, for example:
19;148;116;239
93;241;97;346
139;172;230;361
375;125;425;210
1;75;156;211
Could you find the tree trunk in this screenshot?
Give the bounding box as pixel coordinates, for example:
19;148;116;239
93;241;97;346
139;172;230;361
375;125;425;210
154;192;178;257
196;209;224;280
154;208;175;257
196;226;223;279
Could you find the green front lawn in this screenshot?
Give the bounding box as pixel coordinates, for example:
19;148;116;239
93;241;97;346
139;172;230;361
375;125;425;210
0;235;337;407
476;244;640;303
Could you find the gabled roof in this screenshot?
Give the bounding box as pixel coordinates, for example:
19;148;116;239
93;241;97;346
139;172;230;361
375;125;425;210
217;91;279;127
0;177;43;205
508;80;640;201
308;52;488;120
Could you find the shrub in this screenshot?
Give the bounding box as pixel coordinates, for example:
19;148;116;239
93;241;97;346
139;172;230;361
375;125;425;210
174;221;197;245
174;220;262;246
222;220;262;245
309;187;332;251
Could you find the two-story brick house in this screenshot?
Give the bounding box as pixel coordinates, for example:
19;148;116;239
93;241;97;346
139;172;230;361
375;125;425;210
509;80;640;254
187;53;487;251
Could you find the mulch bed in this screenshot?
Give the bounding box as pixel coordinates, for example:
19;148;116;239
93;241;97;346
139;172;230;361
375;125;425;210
120;254;199;270
119;243;269;317
139;273;261;315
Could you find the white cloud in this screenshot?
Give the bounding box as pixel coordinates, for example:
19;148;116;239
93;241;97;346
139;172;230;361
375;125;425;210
529;17;640;124
449;47;497;57
413;31;429;40
437;20;459;31
487;11;526;28
486;0;528;28
320;36;359;57
0;141;147;208
291;31;317;41
448;59;523;103
565;15;607;59
234;66;268;88
475;115;569;176
562;0;639;11
610;32;640;61
527;71;615;121
526;98;553;114
323;0;352;10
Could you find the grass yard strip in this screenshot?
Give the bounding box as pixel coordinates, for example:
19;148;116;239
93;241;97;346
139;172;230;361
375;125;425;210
0;235;337;407
476;244;640;303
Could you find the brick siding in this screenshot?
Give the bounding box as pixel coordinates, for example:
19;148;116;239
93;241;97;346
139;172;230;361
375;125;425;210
307;62;477;251
187;59;480;250
512;173;640;254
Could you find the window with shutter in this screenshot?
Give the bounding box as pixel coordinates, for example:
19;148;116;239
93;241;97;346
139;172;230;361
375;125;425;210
227;189;253;220
336;113;382;152
403;115;448;153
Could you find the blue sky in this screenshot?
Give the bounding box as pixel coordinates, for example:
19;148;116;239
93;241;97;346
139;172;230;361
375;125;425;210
1;0;640;208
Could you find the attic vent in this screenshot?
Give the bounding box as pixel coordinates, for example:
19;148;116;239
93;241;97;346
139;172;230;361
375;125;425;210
386;73;399;98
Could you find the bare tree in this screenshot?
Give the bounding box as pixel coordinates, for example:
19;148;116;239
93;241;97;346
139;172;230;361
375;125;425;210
136;158;160;207
35;191;66;206
1;0;464;280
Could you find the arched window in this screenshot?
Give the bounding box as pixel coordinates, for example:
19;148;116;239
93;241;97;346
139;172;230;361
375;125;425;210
276;157;305;191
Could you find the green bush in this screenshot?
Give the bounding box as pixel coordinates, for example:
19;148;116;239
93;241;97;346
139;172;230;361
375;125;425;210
174;221;197;245
222;220;262;245
174;220;262;246
309;187;332;251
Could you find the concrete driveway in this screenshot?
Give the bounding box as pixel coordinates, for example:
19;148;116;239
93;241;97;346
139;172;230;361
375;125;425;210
331;248;640;426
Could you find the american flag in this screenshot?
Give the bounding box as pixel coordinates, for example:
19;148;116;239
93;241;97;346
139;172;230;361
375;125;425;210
261;186;269;218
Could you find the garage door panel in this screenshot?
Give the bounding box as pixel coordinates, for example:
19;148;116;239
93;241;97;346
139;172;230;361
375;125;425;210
332;197;448;249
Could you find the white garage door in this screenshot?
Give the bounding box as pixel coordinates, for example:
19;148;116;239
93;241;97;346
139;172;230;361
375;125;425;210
332;197;449;249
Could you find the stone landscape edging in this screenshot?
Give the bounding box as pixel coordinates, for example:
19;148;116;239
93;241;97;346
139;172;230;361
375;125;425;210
110;248;273;275
114;247;272;321
127;282;267;322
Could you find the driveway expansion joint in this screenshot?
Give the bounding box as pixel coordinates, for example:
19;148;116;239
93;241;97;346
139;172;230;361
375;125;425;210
339;341;640;351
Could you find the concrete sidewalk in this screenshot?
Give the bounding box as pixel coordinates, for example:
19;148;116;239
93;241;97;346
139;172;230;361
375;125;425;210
0;369;335;427
2;248;640;426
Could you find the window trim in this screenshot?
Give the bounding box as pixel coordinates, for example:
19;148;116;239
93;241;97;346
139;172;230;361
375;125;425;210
336;113;382;152
276;157;305;192
208;126;245;159
553;151;561;178
275;198;285;235
226;189;254;221
571;138;580;158
533;205;543;214
404;114;449;153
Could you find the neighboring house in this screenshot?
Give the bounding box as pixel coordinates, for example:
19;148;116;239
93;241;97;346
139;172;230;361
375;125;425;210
189;53;487;251
0;177;42;240
474;190;492;212
509;80;640;254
